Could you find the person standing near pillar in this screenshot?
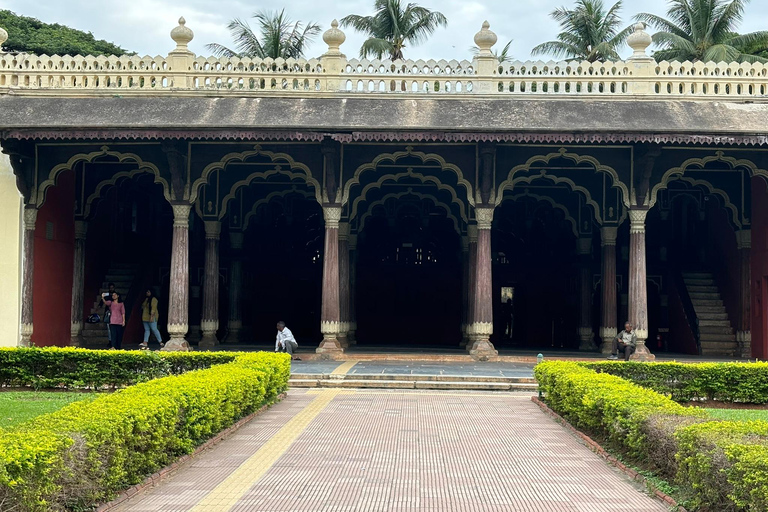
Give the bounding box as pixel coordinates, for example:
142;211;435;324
104;292;125;350
140;289;164;349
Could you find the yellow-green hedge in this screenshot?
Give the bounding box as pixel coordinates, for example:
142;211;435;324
0;351;290;512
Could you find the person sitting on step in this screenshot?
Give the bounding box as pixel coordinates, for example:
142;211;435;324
608;321;636;361
275;321;300;361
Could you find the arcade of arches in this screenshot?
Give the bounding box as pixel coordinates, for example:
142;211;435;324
5;138;768;360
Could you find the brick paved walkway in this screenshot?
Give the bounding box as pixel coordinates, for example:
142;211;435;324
115;390;666;512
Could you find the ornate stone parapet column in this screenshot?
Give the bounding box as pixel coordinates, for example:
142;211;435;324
468;208;498;360
348;234;358;344
600;227;618;354
69;220;88;346
317;205;343;354
227;231;244;343
737;229;752;358
628;208;655;361
20;207;37;346
163;203;192;351
199;221;221;349
338;222;351;348
577;236;596;351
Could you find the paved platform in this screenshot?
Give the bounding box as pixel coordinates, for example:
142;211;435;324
114;389;666;512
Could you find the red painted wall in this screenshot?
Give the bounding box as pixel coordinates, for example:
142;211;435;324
31;171;74;346
752;178;768;359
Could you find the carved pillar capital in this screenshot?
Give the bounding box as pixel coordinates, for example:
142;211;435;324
23;207;37;230
229;231;244;250
73;220;88;240
629;208;649;234
600;226;618;246
475;207;494;230
172;203;192;228
576;237;592;256
338;221;350;240
736;229;751;250
204;220;221;240
467;224;479;242
323;205;342;228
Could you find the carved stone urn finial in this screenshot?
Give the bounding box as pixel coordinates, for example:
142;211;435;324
627;22;652;60
473;21;497;57
0;26;8;52
171;16;194;52
323;19;346;55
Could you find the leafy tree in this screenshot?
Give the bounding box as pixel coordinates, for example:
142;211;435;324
531;0;632;62
471;41;514;63
635;0;768;63
0;10;128;56
341;0;448;60
206;9;320;59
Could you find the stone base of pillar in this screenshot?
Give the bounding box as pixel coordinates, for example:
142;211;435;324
199;334;219;349
629;340;656;361
70;322;83;347
224;328;241;343
578;328;597;351
316;338;344;358
599;327;617;354
20;324;33;347
347;323;357;345
186;325;202;343
737;331;752;359
337;322;350;348
466;322;497;361
163;324;191;352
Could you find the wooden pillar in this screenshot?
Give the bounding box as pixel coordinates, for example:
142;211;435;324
348;233;358;344
468;208;498;360
163;203;192;351
577;236;596;351
737;229;752;358
199;221;221;348
20;207;37;346
628;208;655;361
600;227;618;354
69;220;87;346
464;226;478;348
227;231;244;343
317;205;343;354
460;234;470;347
338;221;350;348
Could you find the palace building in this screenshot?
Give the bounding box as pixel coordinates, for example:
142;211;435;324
1;18;767;360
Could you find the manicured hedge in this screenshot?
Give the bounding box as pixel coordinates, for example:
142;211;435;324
0;352;290;512
537;361;768;511
584;361;768;403
0;347;237;390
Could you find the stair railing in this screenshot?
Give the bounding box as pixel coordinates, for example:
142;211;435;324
671;266;701;355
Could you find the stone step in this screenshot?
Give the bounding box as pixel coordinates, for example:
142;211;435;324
698;319;732;327
695;312;729;321
692;306;727;316
689;292;722;300
699;326;735;335
294;373;536;384
684;278;716;286
700;341;739;350
699;332;737;342
683;273;715;280
288;379;538;392
692;299;725;308
82;329;109;338
686;285;720;293
83;322;108;331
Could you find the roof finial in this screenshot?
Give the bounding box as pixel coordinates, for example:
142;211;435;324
627;22;652;60
0;25;8;52
171;16;194;52
323;20;346;55
474;21;497;57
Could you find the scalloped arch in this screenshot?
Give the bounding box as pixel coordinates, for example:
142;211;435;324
83;168;168;219
495;148;628;210
342;147;474;207
190;144;321;205
350;168;468;224
38;146;170;208
242;188;315;231
669;177;742;229
499;191;580;238
218;168;321;220
649;151;768;209
358;189;461;235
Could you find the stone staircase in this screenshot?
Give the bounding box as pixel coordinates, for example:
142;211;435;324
289;373;538;392
81;263;139;347
683;272;737;357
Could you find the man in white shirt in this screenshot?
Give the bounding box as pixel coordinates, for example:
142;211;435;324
608;322;637;360
275;321;300;360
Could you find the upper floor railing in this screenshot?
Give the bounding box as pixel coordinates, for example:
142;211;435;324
1;17;767;99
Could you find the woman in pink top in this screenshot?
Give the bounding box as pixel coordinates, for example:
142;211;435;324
103;292;126;350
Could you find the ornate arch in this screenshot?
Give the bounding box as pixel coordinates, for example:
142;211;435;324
675;176;742;229
499;169;603;225
342;146;474;206
242;188;314;231
649;151;768;208
38;146;170;208
499;191;580;238
495;148;629;209
349;167;468;223
218;167;321;219
358;189;462;235
190;144;321;205
82;169;167;219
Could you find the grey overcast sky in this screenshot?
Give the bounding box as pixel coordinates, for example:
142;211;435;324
1;0;768;60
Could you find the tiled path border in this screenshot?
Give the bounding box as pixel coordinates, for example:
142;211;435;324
530;396;687;512
94;393;288;512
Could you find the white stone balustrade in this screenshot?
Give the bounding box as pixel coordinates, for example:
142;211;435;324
0;18;767;99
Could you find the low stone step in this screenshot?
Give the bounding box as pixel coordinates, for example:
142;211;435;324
692;299;724;308
689;292;722;300
293;373;536;384
692;306;727;315
698;319;732;327
696;312;729;321
683;273;714;280
699;332;737;342
83;323;108;331
700;341;739;350
81;329;109;338
288;379;538;392
687;285;720;293
684;278;716;286
698;326;735;335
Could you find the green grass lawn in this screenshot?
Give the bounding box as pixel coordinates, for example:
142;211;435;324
0;391;95;428
705;408;768;422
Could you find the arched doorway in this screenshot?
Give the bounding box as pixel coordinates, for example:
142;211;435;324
356;194;462;346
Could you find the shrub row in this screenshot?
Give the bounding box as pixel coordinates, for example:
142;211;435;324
0;352;290;512
0;347;237;390
536;361;768;511
584;361;768;403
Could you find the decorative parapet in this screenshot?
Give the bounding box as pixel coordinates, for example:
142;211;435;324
0;20;766;100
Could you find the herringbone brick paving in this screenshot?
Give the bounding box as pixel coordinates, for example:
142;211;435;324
115;390;666;512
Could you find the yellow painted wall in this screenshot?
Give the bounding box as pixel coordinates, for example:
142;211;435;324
0;154;21;347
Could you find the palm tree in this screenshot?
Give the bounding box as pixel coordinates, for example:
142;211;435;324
636;0;768;63
340;0;448;60
471;41;514;63
531;0;632;62
206;9;321;59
